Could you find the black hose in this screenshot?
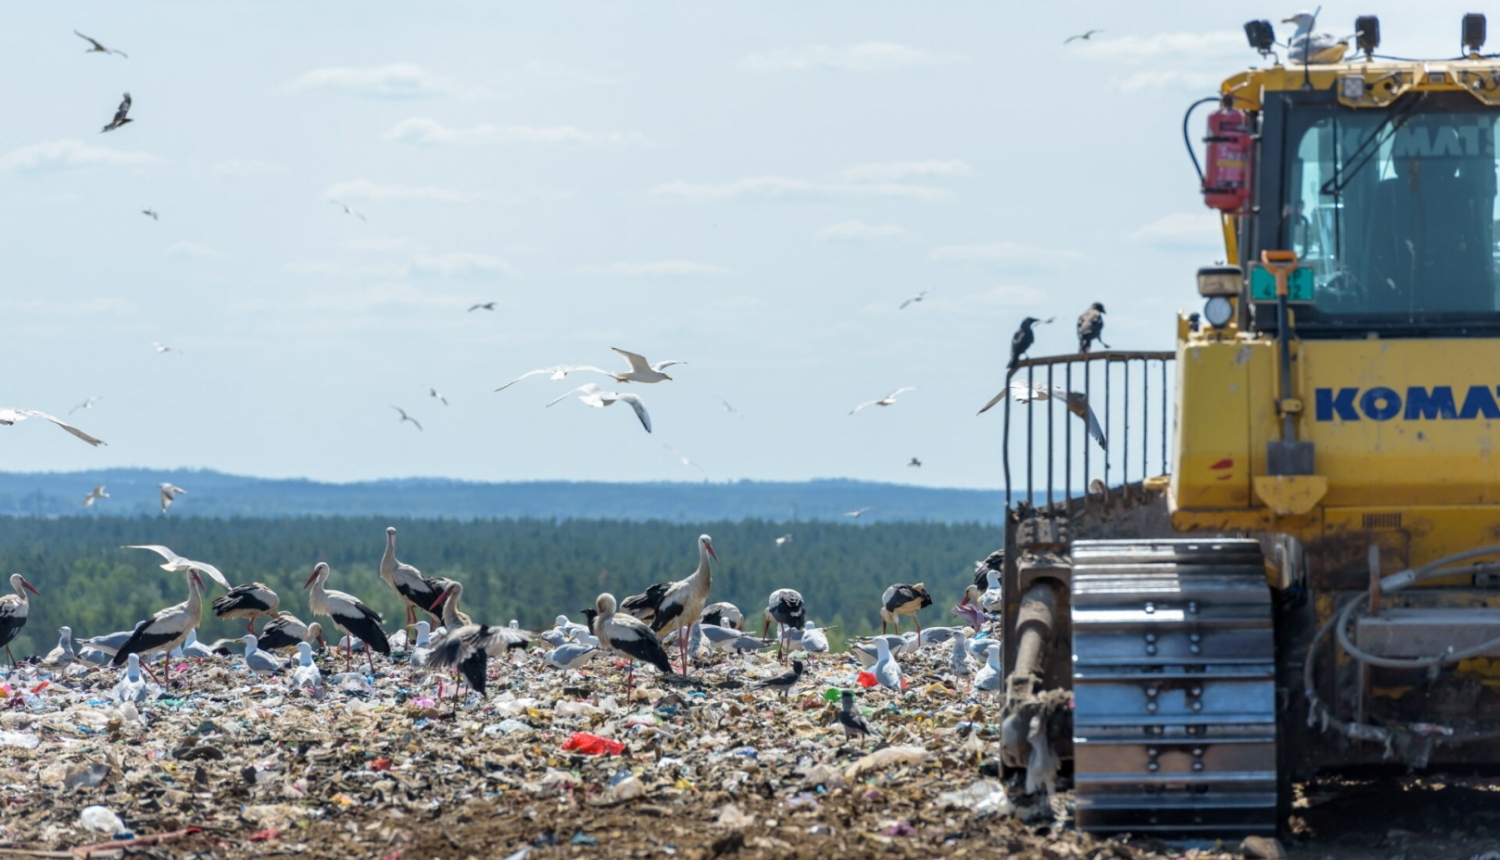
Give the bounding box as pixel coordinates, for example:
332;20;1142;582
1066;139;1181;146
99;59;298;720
1182;96;1221;183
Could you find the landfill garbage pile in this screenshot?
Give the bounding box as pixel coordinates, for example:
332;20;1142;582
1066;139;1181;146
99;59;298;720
0;637;1246;860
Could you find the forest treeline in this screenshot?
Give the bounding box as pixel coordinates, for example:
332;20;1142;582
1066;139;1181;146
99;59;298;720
0;516;1001;658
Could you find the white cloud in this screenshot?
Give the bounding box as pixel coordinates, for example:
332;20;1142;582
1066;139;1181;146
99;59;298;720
929;242;1081;265
166;242;222;259
1083;31;1245;61
325;178;479;203
284;262;344;275
409;253;517;278
0;139;155;171
281;63;458;99
210;159;286;177
741;43;960;72
345;237;415;252
840;159;971;182
816;221;907;242
650;176;949;201
385;118;646;146
1130;212;1223;250
570;260;729;277
1111;70;1228;92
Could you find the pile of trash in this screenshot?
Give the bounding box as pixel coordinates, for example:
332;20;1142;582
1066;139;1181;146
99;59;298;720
0;637;1243;860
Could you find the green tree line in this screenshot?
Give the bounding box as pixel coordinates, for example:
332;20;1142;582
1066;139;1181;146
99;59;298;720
0;516;1000;658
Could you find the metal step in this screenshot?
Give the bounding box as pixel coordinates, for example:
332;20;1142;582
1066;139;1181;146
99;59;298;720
1070;538;1278;837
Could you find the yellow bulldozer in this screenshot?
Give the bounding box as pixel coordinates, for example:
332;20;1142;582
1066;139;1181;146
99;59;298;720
995;13;1500;838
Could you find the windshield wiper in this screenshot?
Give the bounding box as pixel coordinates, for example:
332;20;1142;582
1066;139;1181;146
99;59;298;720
1320;93;1428;197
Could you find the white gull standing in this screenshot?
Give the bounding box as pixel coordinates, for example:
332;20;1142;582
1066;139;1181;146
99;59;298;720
291;642;323;691
872;635;903;691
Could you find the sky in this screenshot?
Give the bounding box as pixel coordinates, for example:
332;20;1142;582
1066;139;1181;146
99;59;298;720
0;2;1482;490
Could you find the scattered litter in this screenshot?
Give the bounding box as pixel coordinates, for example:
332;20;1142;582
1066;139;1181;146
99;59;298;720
937;779;1011;816
79;805;127;836
561;731;625;755
843;745;931;780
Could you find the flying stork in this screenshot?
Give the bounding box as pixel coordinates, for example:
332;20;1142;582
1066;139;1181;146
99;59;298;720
592;592;675;697
425;597;537;696
0;574;40;665
111;569;208;684
621;533;717;674
303;562;391;673
212;582;281;633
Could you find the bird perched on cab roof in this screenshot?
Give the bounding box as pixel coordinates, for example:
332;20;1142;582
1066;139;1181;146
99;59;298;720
1077;302;1109;353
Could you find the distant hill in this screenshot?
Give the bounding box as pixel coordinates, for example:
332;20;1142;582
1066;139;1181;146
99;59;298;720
0;469;1005;523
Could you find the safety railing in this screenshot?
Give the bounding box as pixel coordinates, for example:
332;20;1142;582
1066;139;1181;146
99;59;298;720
1002;351;1177;509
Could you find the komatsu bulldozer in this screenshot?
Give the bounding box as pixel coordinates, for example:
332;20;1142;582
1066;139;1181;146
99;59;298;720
995;14;1500;838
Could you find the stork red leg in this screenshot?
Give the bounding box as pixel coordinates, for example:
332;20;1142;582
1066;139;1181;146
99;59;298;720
163;653;171;688
344;638;352;674
365;643;375;676
139;659;163;686
246;619;256;635
4;646;14;667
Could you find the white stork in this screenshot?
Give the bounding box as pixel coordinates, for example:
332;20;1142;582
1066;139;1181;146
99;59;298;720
381;526;455;628
700;601;743;630
620;534;716;674
255;613;326;652
880;582;933;635
303;562;390;673
111;569;207;684
1;574;39;665
213;582;280;634
762;588;806;659
592;592;675;697
424;612;536;696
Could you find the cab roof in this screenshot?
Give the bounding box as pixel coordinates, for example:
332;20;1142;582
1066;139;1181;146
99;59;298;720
1224;60;1500;110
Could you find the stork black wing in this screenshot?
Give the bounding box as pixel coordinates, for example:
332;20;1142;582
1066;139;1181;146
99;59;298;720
111;619;175;665
0;615;26;649
458;648;489;694
112;93;131;124
621;582;670;621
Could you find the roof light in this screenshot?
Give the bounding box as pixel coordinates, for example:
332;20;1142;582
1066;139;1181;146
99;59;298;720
1463;13;1487;56
1355;16;1380;59
1244;20;1277;55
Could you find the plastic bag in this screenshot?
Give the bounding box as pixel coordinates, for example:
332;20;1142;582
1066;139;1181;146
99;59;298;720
560;732;624;755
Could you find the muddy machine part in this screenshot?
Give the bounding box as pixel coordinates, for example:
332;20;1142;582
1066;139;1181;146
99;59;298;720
1069;539;1276;837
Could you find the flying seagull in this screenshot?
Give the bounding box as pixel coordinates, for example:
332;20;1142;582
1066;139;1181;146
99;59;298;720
775;534;792;547
600;347;686;384
850;387;916;415
547;383;652;433
329;199;366;222
467;302;496;312
899;290;928;310
0;408;106;446
494;364;610;392
978;382;1107;450
141;208;158;221
908;457;922;468
1064;29;1103;44
84;485;109;507
157;483;187;513
152;342;180;354
428;388;448;406
845;507;873;518
392;407;422;431
74;30;127;58
101;93;133;132
664;444;704;472
715;396;745;419
69;395;101;415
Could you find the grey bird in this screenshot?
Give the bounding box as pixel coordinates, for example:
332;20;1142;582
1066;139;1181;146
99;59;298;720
75;31;127;58
1064;29;1102;44
101;93;133;132
1077;302;1109;353
837;690;875;742
393;406;422;431
754;659;804;699
141;209;159;221
467;302;496;312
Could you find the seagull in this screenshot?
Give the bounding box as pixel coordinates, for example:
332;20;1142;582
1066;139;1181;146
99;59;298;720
844;507;873;519
329;199;366;221
141;209;158;221
467;302;496;312
1077;302;1109;353
428;388;448;406
850;387;915;415
978;382;1107;450
1283;10;1352;64
601;347;686;384
714;396;745;418
543;642;600;671
68;396;101;415
75;31;127;58
152;342;180;354
494;364;612;392
949;629;972;677
774;534;792;547
157;483;187;513
113;654;150;704
240;635;285;678
0;408;106;446
908;457;922;468
101;93;133;132
899;290;928;310
664;444;704;472
42;627;76;667
124;543;230;589
84;485;108;507
393;406;422;431
872;636;902;690
291;642;322;691
973;642;1002;691
547;383;651;433
800;621;829;654
1064;29;1103;44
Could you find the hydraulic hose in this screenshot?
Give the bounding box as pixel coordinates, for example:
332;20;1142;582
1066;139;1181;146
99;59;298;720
1181;96;1220;183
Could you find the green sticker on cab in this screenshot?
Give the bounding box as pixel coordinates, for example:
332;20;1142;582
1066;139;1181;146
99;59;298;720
1249;263;1315;303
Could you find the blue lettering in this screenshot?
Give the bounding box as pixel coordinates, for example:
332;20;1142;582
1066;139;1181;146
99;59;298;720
1405;386;1458;420
1361;387;1402;421
1315;387;1360;421
1459;386;1500;420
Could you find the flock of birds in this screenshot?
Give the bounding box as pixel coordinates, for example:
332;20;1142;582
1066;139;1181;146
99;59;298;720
1;529;1009;734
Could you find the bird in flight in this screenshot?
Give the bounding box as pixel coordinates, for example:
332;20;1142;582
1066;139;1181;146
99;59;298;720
663;444;705;472
158;483;187;513
715;396;745;419
69;395;101;415
851;387;916;415
392;407;423;431
601;347;686;384
908;457;922;468
101;93;133;132
429;388;448;406
329;199;366;222
774;534;793;547
467;302;496;312
978;382;1107;450
547;383;652;433
75;31;127;58
494;364;610;392
152;342;180;354
0;408;106;446
141;209;158;221
844;507;873;518
1064;29;1103;44
84;485;109;508
899;290;929;310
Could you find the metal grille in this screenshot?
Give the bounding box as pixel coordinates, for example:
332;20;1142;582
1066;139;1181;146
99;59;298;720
1361;512;1402;529
1003;351;1177;508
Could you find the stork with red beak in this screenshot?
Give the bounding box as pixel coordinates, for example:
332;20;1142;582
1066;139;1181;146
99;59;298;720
621;534;717;675
0;574;40;666
112;569;207;685
304;562;391;674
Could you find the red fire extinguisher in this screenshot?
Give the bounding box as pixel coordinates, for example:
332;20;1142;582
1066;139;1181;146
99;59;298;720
1202;98;1251;213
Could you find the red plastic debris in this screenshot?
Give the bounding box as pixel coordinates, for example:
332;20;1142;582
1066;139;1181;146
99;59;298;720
29;681;48;694
371;759;392;772
561;732;625;756
856;671;878;689
249;829;281;842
